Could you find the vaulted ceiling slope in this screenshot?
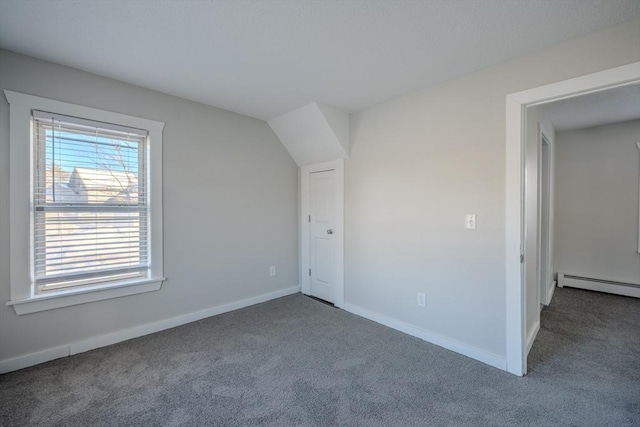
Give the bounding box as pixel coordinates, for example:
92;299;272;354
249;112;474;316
268;103;349;166
0;1;639;120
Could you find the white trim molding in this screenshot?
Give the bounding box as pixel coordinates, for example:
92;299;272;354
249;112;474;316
547;280;557;306
3;90;165;314
637;142;640;253
342;302;506;371
300;159;345;307
505;62;640;376
6;279;164;315
0;286;300;374
526;320;540;356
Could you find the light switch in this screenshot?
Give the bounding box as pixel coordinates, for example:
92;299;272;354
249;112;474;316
465;214;476;230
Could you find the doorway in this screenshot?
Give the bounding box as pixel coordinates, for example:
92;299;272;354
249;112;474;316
300;159;345;306
505;61;640;376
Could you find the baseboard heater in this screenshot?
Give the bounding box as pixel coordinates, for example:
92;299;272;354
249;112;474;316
557;273;640;298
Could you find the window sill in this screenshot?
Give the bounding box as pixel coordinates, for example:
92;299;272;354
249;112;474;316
6;278;165;315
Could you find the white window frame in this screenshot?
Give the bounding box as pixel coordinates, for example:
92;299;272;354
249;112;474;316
4;90;165;315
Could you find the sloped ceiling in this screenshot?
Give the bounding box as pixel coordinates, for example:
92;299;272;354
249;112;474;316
268;103;349;167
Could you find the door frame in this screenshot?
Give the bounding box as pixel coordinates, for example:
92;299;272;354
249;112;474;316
538;126;553;307
637;142;640;253
300;159;345;307
505;61;640;376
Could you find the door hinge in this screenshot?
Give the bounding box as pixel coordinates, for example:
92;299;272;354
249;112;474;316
308;215;311;222
309;268;311;276
520;254;524;263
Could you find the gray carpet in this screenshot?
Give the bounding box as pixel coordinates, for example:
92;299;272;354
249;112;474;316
1;287;639;426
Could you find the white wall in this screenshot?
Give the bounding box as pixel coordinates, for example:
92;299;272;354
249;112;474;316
554;120;640;284
0;50;299;364
346;18;640;362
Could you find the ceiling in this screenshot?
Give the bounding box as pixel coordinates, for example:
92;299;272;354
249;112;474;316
0;1;639;120
542;84;640;132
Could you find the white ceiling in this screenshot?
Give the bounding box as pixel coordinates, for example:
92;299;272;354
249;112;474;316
0;1;639;120
543;84;640;132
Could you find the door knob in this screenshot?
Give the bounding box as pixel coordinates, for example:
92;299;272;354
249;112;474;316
326;229;334;235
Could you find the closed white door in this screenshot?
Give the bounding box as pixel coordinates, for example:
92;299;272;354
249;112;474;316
309;169;336;303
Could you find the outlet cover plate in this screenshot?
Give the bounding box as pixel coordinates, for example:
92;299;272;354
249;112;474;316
417;292;426;307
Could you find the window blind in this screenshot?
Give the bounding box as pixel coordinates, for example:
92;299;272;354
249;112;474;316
32;110;150;292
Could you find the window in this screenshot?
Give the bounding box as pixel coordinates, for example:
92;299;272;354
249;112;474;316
5;91;164;314
33;111;149;292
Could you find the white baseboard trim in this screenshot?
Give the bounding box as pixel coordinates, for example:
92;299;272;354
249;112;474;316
341;302;506;371
526;320;540;355
1;285;300;374
547;281;556;305
0;345;70;375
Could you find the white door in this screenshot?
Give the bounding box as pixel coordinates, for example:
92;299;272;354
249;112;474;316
538;136;552;305
309;169;336;303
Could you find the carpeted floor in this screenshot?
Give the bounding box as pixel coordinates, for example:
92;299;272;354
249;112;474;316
1;287;639;426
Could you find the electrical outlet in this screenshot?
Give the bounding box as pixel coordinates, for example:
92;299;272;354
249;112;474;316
269;266;276;277
417;292;426;308
465;214;476;230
